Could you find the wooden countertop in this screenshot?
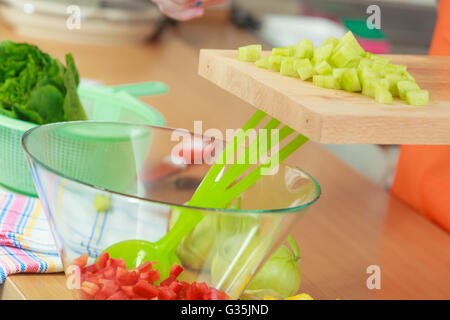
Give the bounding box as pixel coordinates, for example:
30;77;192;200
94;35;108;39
1;11;449;300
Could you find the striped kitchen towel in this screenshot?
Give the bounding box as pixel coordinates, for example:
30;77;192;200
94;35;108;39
0;193;62;284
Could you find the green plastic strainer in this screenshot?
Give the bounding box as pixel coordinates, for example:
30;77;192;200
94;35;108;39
0;81;167;197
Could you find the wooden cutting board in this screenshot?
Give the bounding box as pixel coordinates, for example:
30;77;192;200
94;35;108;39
198;50;450;144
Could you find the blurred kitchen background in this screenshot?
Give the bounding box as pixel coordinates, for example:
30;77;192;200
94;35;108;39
0;0;439;188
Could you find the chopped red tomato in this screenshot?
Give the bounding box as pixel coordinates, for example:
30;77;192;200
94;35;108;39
73;253;88;268
116;267;139;286
133;280;159;299
170;264;183;277
74;253;228;300
96;252;109;269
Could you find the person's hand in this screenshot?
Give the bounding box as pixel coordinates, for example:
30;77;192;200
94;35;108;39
152;0;226;21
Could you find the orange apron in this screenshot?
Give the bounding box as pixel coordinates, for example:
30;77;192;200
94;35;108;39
391;0;450;232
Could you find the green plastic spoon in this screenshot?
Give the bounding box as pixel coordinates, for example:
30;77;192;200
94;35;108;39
104;111;309;280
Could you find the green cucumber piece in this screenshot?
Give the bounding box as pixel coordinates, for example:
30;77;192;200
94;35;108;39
374;83;393;104
397;80;420;100
293;39;314;59
268;55;283;72
365;52;390;64
238;44;262;62
357;66;378;86
255;56;270;69
280;58;299;77
385;73;403;97
358;58;373;69
371;60;390;77
314;60;332;75
406;90;429;106
294;59;315;80
322;36;339;48
313;75;340;90
341;68;362;92
333;68;349;80
330;43;360;68
335;31;366;57
362;79;387;98
313;43;334;64
272;47;294;57
384;63;407;75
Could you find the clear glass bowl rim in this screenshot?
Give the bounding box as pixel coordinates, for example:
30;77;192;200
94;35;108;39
22;121;321;215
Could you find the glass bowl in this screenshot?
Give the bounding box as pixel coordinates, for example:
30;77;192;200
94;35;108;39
22;121;320;300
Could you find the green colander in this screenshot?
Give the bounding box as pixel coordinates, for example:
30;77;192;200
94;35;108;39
0;81;168;197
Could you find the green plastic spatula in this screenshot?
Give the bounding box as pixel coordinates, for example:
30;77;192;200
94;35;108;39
105;110;309;280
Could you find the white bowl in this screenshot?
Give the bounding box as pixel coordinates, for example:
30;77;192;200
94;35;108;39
0;0;164;45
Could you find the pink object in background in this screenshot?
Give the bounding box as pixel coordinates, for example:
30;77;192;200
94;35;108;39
357;38;391;54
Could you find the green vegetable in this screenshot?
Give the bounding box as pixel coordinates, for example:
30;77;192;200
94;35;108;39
242;236;301;300
374;82;393;105
314;61;332;75
294;59;315;80
280;58;299;77
237;31;429;106
27;85;65;123
292;39;313;59
312;43;333;64
406;90;429;106
341;68;361;92
313;75;341;90
63;54;87;121
268;56;283;72
272;47;294;57
0;40;86;124
238;45;262;62
255;56;270;69
397;80;420;100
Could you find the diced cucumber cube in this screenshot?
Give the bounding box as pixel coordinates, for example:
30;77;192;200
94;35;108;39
341;68;362;92
406;90;429;106
385;73;403;96
333;68;349;79
313;43;334;64
368;54;390;64
330;43;360;68
385;64;407;74
312;75;325;87
238;44;262;62
372;60;390;77
362;79;376;98
362;79;387;98
375;84;393;104
345;58;361;68
322;36;339;48
272;47;294;57
313;75;340;90
268;55;283;71
357;66;378;86
293;39;314;59
335;31;366;56
397;80;420;100
315;61;332;75
358;58;373;69
294;59;315;80
255;56;270;69
280;58;299;77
